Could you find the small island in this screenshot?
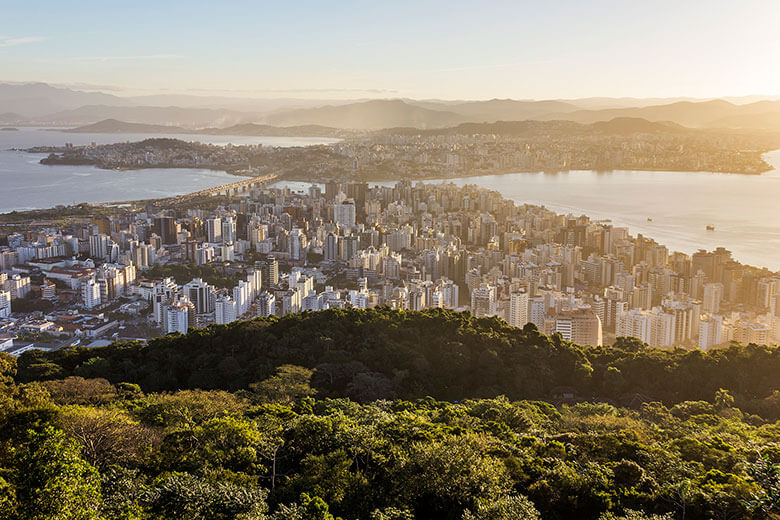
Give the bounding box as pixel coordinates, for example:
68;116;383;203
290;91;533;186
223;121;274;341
0;127;19;131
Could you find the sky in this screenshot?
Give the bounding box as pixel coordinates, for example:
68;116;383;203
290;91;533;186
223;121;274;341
2;0;780;100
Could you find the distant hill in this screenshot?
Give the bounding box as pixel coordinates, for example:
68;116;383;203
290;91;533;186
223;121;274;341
66;119;188;133
5;83;780;131
263;97;780;131
378;117;694;137
541;99;780;130
0;112;26;124
67;117;692;139
41;105;253;127
265;99;467;129
590;117;688;133
199;122;343;138
0;82;131;117
708;110;780;130
64;119;344;138
414;98;582;121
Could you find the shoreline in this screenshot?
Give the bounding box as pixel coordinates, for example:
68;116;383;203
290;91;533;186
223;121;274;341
288;165;769;185
4;155;778;216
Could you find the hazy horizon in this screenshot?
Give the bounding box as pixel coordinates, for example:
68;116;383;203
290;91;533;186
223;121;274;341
3;0;780;100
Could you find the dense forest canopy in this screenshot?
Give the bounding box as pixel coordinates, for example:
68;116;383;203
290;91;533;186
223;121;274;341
3;308;780;519
15;308;780;417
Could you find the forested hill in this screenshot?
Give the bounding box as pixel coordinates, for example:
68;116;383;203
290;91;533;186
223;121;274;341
6;308;780;519
15;308;780;415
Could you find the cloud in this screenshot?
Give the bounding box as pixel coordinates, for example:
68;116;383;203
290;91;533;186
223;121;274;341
72;54;180;62
0;36;45;48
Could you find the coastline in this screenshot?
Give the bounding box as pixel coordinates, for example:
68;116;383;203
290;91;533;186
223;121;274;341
288;164;769;185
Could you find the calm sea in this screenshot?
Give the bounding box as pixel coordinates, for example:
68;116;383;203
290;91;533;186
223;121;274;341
0;127;339;213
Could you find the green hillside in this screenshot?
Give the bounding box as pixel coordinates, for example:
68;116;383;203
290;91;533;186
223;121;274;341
2;308;780;519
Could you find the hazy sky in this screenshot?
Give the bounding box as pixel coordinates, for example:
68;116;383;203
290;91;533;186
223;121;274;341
2;0;780;99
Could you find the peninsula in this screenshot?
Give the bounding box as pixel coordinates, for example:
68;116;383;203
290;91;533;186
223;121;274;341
27;117;780;179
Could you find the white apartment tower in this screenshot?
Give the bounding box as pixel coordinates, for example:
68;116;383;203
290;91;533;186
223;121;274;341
508;289;529;328
83;278;101;309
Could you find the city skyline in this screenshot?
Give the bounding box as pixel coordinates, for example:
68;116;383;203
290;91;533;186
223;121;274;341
3;0;780;100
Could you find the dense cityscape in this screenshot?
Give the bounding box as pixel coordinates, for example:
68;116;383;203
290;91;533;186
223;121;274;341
1;175;777;357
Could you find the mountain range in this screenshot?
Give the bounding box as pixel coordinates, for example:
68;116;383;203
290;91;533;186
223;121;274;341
2;82;780;132
65;119;344;138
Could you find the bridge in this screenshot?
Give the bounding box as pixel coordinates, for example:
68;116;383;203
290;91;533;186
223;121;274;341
169;173;279;203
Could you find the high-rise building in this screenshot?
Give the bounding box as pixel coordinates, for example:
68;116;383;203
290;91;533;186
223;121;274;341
4;274;31;300
221;242;235;262
260;257;279;287
553;309;603;346
771;294;780;342
83;278;101;309
155;216;177;245
222;216;236;244
334;200;356;229
257;291;276;317
88;234;110;259
508;289;529;328
703;283;723;314
340;234;360;261
152;277;178;324
324;233;340;262
471;283;497;317
246;269;262;301
288;229;306;261
215;296;238;324
529;297;546;330
731;320;770;345
662;296;700;344
616;307;653;345
166;303;190;334
0;289;10;318
233;280;250;315
206;217;222;243
698;314;723;350
183;278;215;314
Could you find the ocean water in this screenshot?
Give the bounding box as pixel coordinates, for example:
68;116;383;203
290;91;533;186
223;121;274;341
0;127;338;212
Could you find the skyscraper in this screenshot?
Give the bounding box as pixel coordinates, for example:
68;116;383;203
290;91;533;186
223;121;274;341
334;200;356;229
508;289;529;328
206;217;222;243
471;283;497;317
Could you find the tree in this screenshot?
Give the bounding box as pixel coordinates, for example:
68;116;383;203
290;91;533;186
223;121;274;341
267;494;341;520
8;427;102;520
461;495;541;520
391;433;512;518
370;507;415;520
59;406;155;469
714;389;734;411
746;455;780;516
599;511;672;520
137;389;249;428
43;377;116;405
250;365;316;404
144;472;267;520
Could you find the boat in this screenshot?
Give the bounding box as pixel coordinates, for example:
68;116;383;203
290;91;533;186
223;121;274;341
706;225;715;231
647;217;653;222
